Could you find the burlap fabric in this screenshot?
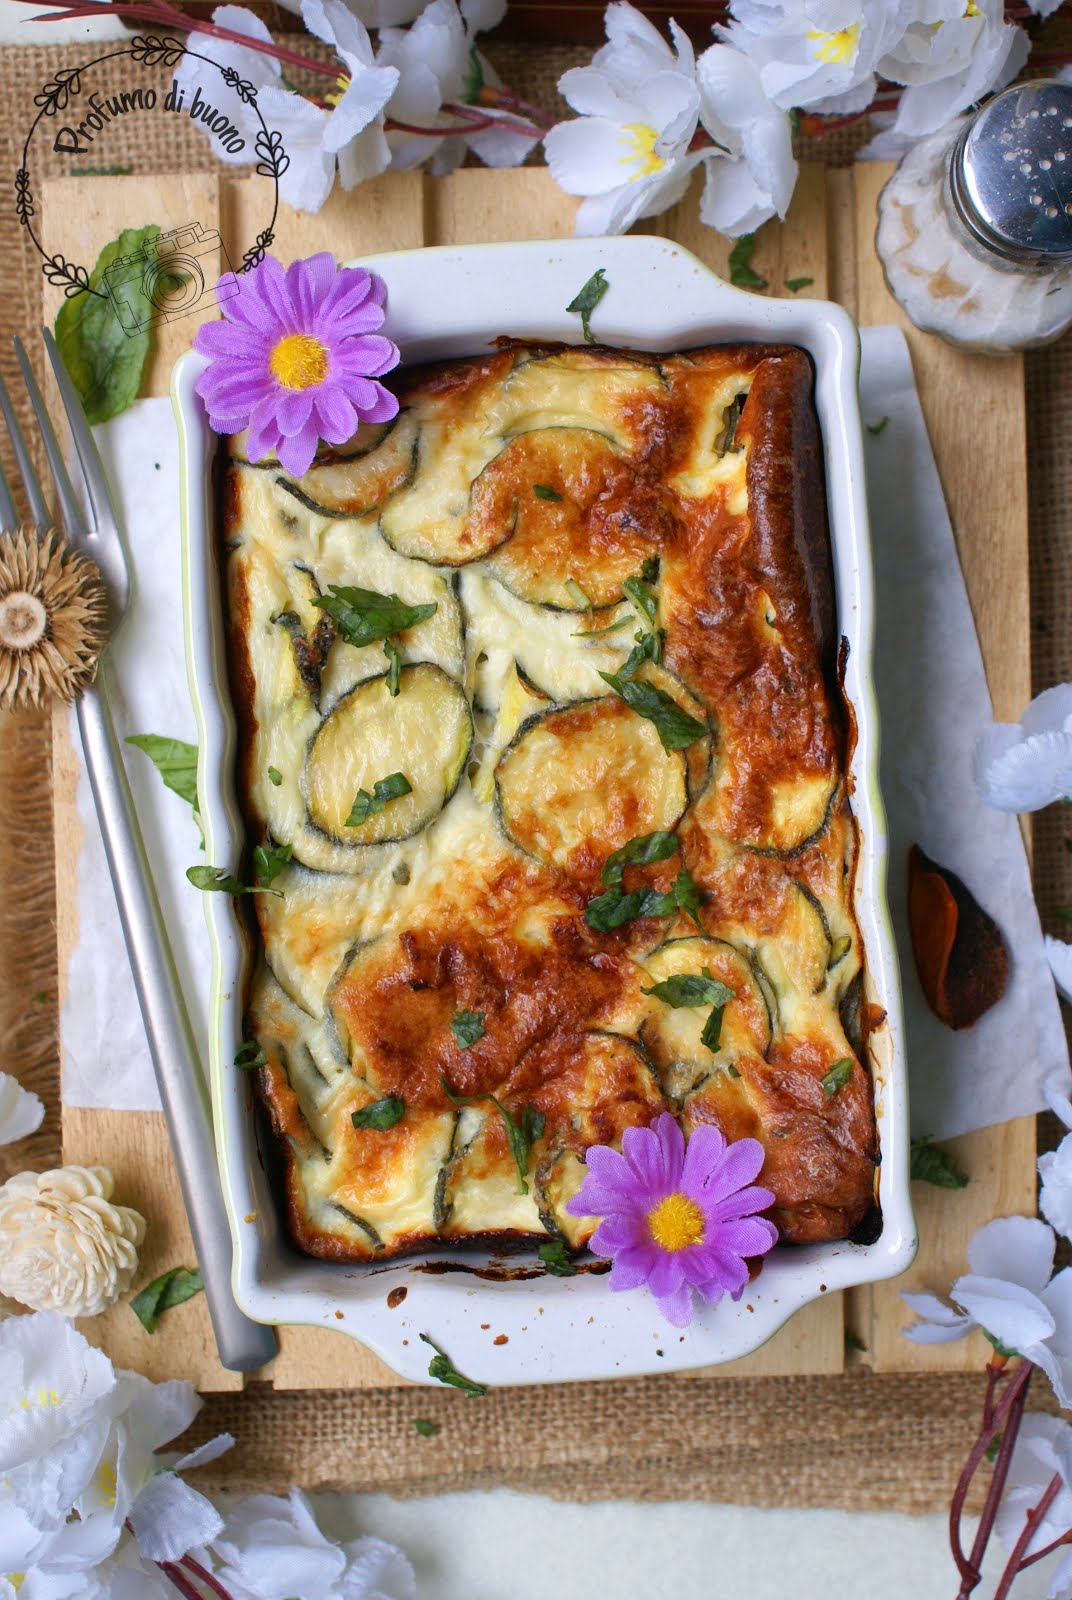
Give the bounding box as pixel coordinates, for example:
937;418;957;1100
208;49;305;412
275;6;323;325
2;24;1071;1507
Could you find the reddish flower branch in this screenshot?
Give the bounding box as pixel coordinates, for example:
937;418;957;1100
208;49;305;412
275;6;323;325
949;1358;1034;1599
991;1473;1063;1600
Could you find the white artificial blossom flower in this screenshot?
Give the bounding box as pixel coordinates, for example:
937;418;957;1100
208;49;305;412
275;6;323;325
879;0;1029;139
694;43;797;236
0;1164;145;1318
545;1;701;236
719;0;912;117
973;684;1072;813
0;1070;44;1147
902;1216;1072;1406
173;5;281;158
995;1415;1072;1599
378;0;537;174
210;1488;417;1600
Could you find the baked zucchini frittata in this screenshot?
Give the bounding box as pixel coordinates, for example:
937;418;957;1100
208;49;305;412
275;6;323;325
220;341;879;1262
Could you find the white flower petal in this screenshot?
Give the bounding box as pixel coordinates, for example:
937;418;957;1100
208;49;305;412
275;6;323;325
557;66;636;122
954;1275;1055;1352
1047;1083;1072;1129
901;1289;973;1327
699;152;778;236
338;120;393;188
466;120;541;168
0;1072;45;1146
546;117;643;197
892;22;1028;138
129;1473;224;1563
972;720;1026;793
980;728;1072;813
324;65;398;154
460;0;505;34
1019;683;1072;739
338;1534;417;1600
967;1215;1056;1293
256;88;337;212
1040;1135;1072;1241
1047;937;1072;1007
173;1432;235;1472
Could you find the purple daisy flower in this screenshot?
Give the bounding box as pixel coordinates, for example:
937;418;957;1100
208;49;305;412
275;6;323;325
193;251;400;478
566;1114;778;1328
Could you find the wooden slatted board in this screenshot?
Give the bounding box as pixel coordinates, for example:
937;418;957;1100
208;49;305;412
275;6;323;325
44;162;1035;1393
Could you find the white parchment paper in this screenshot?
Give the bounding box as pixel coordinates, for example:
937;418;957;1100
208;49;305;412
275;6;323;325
60;333;1071;1137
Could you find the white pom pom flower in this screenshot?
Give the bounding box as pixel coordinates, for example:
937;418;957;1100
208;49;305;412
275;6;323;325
0;1165;145;1319
973;684;1072;813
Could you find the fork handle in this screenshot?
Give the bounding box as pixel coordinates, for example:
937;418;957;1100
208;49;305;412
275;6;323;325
75;677;278;1373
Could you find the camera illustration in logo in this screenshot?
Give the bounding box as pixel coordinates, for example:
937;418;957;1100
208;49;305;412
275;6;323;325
102;221;239;336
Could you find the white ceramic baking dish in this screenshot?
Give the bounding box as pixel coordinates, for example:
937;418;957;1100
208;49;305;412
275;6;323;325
174;234;916;1386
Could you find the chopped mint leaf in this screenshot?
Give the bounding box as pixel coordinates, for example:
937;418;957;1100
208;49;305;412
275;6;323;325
820;1057;854;1098
352;1096;405;1131
420;1333;487;1396
130;1266;203;1333
910;1135;969;1190
450;1010;486;1050
728;233;767;290
566;268;609;344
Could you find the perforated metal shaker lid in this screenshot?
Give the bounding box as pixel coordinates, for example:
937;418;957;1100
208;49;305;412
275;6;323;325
949;79;1072;265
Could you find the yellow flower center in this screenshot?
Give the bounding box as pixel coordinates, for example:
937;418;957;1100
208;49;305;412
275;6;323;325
324;71;350;108
6;1576;24;1592
97;1459;118;1508
807;24;860;65
963;0;981;14
269;333;329;390
619;123;666;181
647;1192;705;1252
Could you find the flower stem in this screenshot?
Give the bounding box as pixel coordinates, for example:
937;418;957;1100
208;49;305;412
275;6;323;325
157;1560;205;1600
950;1361;1034;1600
477;86;554;133
991;1473;1063;1600
182;1553;235;1600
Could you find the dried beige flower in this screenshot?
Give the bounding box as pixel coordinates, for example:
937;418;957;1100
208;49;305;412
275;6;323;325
0;1164;146;1317
0;526;108;710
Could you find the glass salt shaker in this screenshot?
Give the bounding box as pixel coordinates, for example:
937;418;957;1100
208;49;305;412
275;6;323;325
875;79;1072;354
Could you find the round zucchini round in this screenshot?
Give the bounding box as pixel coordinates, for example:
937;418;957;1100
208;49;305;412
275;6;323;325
304;663;473;847
638;935;771;1102
273;413;418;519
378;431;514;566
494;695;687;875
481;428;669;609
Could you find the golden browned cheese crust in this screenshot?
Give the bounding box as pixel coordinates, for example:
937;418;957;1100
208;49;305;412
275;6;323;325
219;340;877;1260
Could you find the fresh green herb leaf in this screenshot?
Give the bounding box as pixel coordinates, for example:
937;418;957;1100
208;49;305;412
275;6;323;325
311;585;437;648
186;865;280;898
234;1040;266;1071
784;276;814;293
617;629;661;682
419;1333;487;1396
346;771;412;828
572;615;633;639
910;1135;969;1190
565;577;592;610
450;1010;486;1049
533;484;563;502
828;934;852;969
55;223;161;425
622;575;658;630
539;1239;578;1277
866;416;889;436
701;1001;727;1052
716;395;744;457
672;869;704;931
252;841;292;888
126;734;202;842
845;1331;867;1353
598;672;707;751
441;1077;543;1193
383;638;403;697
414;1417;441;1437
130;1266;204;1333
728;233;768;291
585;884;677;932
726;1063;741;1079
352;1096;405;1131
820;1057;855;1099
267;766;283;787
640;556;660;583
642;972;736;1009
566;268;609;344
601;830;680;887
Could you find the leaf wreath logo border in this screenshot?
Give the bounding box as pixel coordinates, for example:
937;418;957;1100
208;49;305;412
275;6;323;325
17;38;284;301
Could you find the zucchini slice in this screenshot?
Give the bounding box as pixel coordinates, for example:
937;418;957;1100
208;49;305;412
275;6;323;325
748;771;841;858
471;659;550;804
637;935;771;1103
480;428;666;609
305;663;473;847
378;424;512;565
494;694;687;876
273;413;419;518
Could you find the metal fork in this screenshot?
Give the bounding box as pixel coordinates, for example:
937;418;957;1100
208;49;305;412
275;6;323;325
0;331;277;1373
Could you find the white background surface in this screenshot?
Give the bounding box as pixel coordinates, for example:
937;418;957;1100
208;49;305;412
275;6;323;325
8;2;1066;1589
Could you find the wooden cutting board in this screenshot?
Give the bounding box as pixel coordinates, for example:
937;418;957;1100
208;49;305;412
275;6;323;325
43;162;1035;1393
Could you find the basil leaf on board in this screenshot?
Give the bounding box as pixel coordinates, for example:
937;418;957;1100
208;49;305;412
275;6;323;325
130;1265;203;1333
701;1002;727;1052
820;1057;855;1099
539;1239;578;1277
414;1418;441;1437
602;830;679;886
55;223;160;425
598;671;707;751
252;841;292;888
728;233;768;290
566;268;609;344
642;972;736;1009
346;771;412;827
352;1096;405;1131
125;733;198;814
533;484;563;501
784;276;814;293
866;416;889;436
419;1333;487;1396
267;766;283;786
585;884;677;933
910;1135;969;1190
441;1076;543;1193
572;615;633;639
383;638;403;697
449;1010;486;1049
622;575;658;630
186;865;281;899
311;584;437;647
234;1040;266;1071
